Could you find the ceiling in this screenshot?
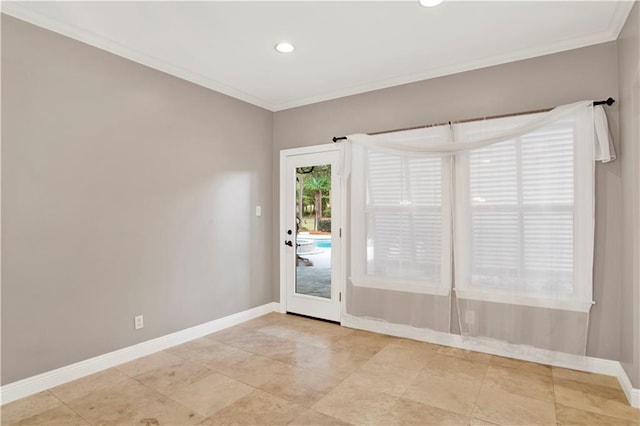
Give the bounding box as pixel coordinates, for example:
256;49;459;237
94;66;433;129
2;1;634;111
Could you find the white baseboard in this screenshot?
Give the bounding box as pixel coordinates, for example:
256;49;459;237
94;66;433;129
0;302;281;405
341;313;640;408
617;363;640;408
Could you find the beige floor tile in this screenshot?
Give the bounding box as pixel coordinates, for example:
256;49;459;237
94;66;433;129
380;398;470;425
555;403;638;425
261;340;324;366
258;321;350;351
1;391;62;425
253;315;318;336
135;359;212;396
552;366;621;389
116;350;184;377
368;342;433;372
553;377;640;423
437;346;493;364
166;372;254;417
288;409;350;425
167;337;231;361
236;312;287;329
272;345;368;380
207;325;262;345
309;351;369;380
253;322;309;340
304;320;352;337
423;353;489;382
65;378;203;425
312;381;399;425
10;404;88;425
219;354;294;387
167;338;254;371
342;360;419;396
295;332;353;350
392;338;443;352
403;372;482;416
257;342;315;367
227;331;299;357
490;355;552;376
264;313;317;330
483;364;554;402
203;389;305;426
469;418;500;425
260;366;342;407
49;368;130;403
295;322;355;349
199;345;255;372
332;329;396;357
473;385;557;425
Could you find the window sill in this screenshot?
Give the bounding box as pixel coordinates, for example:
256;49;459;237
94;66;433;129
454;288;593;313
351;276;450;296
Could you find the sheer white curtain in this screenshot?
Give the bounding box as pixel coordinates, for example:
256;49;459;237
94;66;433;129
347;125;453;332
454;106;598;355
344;101;615;356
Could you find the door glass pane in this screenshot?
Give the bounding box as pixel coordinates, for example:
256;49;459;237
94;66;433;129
295;164;332;298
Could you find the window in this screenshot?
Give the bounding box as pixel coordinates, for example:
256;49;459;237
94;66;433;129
349;103;599;310
454;113;594;312
366;153;442;278
350;129;452;295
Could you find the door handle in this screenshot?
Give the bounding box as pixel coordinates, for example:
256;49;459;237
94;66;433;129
285;240;293;247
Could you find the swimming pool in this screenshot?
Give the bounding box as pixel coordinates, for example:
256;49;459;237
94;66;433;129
316;240;332;249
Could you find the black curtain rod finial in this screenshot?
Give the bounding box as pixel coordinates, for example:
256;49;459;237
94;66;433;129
593;97;615;106
332;136;347;143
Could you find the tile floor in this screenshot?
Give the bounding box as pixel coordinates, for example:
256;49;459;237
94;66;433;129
3;313;639;425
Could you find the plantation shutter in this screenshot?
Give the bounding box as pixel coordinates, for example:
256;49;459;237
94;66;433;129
466;120;575;294
350;126;452;295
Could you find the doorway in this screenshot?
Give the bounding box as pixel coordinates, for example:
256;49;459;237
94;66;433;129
279;145;343;322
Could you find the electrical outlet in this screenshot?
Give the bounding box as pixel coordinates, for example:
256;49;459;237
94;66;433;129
255;205;262;216
134;315;144;330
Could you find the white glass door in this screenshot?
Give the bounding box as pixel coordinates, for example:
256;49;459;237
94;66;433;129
280;146;342;322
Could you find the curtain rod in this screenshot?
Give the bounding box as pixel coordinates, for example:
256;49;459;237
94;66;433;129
331;97;615;143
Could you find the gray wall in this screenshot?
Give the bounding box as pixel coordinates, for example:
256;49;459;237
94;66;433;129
273;41;622;362
617;2;640;388
1;15;273;384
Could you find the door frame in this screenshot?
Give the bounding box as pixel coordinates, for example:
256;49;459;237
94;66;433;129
279;144;345;322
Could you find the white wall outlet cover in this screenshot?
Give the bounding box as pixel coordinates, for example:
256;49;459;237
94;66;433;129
134;315;144;330
255;205;262;216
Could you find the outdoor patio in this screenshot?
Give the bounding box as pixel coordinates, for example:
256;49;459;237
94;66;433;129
295;236;332;299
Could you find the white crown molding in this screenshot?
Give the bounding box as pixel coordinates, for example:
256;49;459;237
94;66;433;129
608;1;636;39
272;28;618;111
0;302;281;405
341;313;640;408
2;1;632;113
0;3;276;111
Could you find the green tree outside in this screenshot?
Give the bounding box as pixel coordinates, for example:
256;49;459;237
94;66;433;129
297;165;331;231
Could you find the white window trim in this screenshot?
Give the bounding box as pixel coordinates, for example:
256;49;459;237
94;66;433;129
453;288;594;313
351;277;451;296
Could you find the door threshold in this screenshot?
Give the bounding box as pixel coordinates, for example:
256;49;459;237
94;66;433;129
286;311;340;325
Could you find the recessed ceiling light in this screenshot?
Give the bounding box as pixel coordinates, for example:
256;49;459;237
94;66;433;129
419;0;444;7
275;42;295;54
